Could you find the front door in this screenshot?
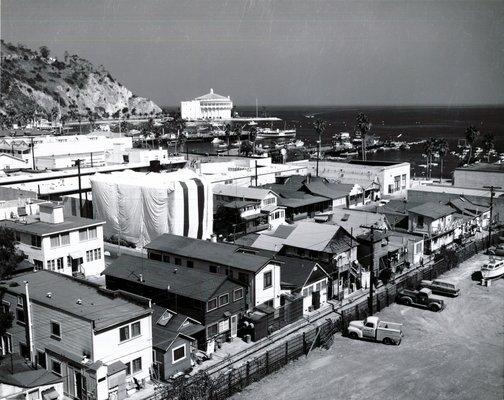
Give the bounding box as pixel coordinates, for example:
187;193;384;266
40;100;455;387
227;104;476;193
230;315;238;338
312;291;321;310
72;257;83;274
75;371;87;400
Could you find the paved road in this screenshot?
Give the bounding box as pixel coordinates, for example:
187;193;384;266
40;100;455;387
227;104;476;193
232;253;504;400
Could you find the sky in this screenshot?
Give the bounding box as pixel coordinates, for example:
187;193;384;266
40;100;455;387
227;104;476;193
1;0;503;107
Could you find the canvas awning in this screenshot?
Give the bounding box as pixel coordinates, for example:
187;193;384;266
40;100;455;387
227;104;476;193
70;250;85;259
41;388;59;400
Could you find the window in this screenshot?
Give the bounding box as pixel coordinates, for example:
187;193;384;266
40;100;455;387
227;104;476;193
263;271;272;289
175;258;181;266
88;227;97;239
56;257;64;270
187;260;194;268
31;235;41;247
47;259;56;271
162;254;170;263
27;389;39;400
119;326;130;342
207;298;217;311
50;233;70;248
16;308;26;324
238;272;248;283
132;357;142;373
149;252;162;261
51;321;61;339
50;235;60;248
125;362;131;376
207;323;218;337
131;321;141;337
219;294;229;307
172;344;186;364
34;260;43;270
17;296;24;307
86;250;92;263
19;342;29;358
2;301;9;314
417;215;424;229
51;359;62;376
233;288;244;301
37;350;46;368
209;265;217;273
79;229;88;241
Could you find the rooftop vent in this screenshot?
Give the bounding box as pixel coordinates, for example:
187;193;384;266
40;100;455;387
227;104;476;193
76;299;82;305
46;292;52;298
173;268;178;274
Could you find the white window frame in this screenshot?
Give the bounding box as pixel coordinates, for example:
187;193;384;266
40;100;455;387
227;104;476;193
171;344;186;364
233;288;244;301
219;293;229;307
50;358;62;376
132;357;142;374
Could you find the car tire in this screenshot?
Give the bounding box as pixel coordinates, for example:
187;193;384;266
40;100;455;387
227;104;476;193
429;304;440;312
383;337;391;345
349;332;358;340
403;298;412;306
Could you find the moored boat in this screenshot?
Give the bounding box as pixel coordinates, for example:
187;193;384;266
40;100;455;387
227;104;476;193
481;257;504;280
256;128;296;139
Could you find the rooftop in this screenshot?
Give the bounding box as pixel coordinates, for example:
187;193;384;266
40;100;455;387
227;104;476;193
455;163;504;173
0;353;62;388
104;254;237;302
222;200;260;209
0;271;151;331
0;215;104;236
328;209;389;237
277;256;328;290
283;221;354;253
195;88;231;101
213;184;275;201
408;202;455;219
145;234;274;272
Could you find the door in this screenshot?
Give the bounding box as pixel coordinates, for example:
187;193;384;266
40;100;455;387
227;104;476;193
362;322;375;339
312;291;321;310
72;257;83;274
75;371;87;400
230;315;238;338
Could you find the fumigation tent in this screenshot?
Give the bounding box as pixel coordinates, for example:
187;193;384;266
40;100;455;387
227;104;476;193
91;169;213;247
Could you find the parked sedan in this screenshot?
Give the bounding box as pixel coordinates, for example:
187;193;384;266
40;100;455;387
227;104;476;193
487;244;504;257
419;279;460;297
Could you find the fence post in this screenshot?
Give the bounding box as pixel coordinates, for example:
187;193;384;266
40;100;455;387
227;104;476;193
266;351;270;375
228;370;232;397
303;332;307;354
246;361;250;385
285;341;289;365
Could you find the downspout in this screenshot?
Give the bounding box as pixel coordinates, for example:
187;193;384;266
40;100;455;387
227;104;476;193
24;281;35;365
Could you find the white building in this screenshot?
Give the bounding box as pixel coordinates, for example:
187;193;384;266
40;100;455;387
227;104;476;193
311;160;410;197
1;203;106;277
0;271;153;400
0;153;28;170
0;135;133;169
181;89;233;120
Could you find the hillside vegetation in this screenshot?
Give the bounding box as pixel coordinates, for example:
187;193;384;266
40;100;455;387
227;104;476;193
0;41;161;126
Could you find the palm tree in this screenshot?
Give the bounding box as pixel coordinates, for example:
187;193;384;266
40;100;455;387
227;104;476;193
465;125;479;163
481;132;495;162
436;138;449;183
423;138;435;179
355;113;371;161
224;124;232;155
313;119;326;176
239;140;253;157
249;126;258;152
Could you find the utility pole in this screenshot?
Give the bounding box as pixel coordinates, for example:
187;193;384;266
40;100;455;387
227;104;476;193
255;160;258;186
360;224;386;316
75;159;83;217
483;185;502;249
316;138;321;177
24;281;35;364
30;137;36;170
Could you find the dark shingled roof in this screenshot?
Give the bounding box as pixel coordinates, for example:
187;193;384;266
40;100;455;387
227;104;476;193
0;215;104;236
104;254;239;302
407;202;455;219
145;234;273;272
276;256;329;290
0;271;151;331
0;354;62;388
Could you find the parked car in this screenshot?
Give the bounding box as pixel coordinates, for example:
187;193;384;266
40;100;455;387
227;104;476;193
487;244;504;257
420;279;460;297
397;288;444;311
347;316;403;345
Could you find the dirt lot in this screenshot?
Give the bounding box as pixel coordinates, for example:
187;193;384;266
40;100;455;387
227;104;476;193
232;253;504;400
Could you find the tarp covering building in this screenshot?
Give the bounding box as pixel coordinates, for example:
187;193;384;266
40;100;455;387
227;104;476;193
91;169;213;247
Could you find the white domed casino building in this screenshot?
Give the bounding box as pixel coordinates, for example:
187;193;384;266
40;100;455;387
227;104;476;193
181;88;233;120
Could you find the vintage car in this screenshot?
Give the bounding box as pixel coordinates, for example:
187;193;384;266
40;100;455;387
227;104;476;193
420;279;460;297
396;288;444;312
487;244;504;257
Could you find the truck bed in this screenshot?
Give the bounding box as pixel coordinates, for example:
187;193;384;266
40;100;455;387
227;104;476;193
378;321;403;331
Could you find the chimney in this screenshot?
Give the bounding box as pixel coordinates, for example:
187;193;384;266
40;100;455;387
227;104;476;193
39;203;64;224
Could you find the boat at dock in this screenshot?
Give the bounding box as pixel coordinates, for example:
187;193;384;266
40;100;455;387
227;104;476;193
256;128;296;139
481;256;504;280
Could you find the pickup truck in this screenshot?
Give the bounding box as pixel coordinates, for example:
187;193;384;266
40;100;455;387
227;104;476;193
397;288;444;311
348;316;403;345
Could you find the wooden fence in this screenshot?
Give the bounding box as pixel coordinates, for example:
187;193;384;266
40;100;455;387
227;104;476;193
150;231;502;400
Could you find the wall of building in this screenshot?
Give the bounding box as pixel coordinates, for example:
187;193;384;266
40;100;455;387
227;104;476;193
93;315;153;384
453;169;504;189
0;380;64;400
162;337;193;379
253;264;281;308
301;277;328;314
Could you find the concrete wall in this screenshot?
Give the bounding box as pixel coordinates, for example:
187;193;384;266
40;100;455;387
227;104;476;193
453;169;504;189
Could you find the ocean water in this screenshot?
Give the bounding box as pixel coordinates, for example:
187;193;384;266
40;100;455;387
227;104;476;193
184;105;504;179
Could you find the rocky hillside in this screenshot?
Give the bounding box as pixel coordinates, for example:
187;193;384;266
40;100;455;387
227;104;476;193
0;41;161;122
